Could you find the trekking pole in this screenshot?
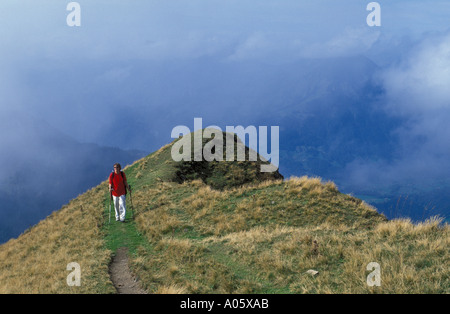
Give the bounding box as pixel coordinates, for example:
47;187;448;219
129;185;134;220
109;190;112;224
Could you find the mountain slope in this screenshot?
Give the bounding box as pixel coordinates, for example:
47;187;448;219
0;184;115;293
0;133;448;294
0;110;146;244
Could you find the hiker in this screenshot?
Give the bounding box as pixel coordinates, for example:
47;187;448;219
109;163;131;222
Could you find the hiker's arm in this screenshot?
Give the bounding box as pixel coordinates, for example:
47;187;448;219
108;175;114;191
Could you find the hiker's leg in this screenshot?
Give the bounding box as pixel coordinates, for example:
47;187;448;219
113;195;120;221
119;195;127;221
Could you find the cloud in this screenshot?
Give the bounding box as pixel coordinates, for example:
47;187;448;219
382;31;450;113
2;1;450;166
227;32;272;61
380;30;450;152
343;30;450;189
96;66;132;82
302;27;381;58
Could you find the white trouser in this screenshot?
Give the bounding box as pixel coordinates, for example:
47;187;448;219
113;195;126;221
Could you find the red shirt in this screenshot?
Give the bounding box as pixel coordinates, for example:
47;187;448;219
109;171;127;197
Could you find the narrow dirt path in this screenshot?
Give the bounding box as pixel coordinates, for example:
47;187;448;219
109;247;147;294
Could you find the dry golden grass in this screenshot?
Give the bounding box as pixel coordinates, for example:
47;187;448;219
0;183;115;294
200;218;449;293
156;284;188;294
129;176;448;294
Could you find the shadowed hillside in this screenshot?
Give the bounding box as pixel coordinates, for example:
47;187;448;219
0;132;448;294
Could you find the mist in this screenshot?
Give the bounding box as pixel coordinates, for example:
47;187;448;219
343;31;450;188
1;1;448;148
1;0;450;242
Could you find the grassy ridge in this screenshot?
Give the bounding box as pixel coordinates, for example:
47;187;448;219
0;137;448;293
121;142;448;294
